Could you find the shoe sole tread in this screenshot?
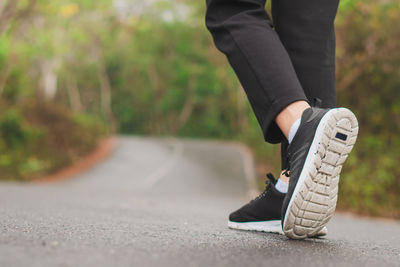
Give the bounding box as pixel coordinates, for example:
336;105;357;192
283;108;358;239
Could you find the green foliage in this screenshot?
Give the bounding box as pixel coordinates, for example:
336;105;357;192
333;0;400;217
0;109;33;149
0;99;107;181
0;33;10;65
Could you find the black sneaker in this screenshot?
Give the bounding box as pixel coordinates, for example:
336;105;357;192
281;107;358;239
228;173;328;236
228;173;285;233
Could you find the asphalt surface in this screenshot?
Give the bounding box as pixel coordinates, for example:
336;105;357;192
1;136;400;267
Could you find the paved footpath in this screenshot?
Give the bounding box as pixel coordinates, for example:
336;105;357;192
1;136;400;266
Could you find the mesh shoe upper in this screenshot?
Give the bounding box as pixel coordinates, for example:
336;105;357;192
229;174;286;223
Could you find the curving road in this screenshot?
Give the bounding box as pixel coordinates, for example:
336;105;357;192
1;136;400;266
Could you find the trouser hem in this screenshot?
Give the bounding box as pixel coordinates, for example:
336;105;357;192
262;95;309;144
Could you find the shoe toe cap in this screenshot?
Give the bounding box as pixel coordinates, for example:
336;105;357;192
229;208;255;223
228;210;241;222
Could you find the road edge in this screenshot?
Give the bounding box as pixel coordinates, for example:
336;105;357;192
33;137;115;184
229;142;260;198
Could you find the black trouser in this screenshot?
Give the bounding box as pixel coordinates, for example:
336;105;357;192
205;0;339;169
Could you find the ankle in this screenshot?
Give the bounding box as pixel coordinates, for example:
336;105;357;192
275;101;310;139
275;170;289;193
279;170;290;184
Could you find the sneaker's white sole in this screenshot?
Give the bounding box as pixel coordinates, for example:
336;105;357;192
228;220;283;234
283;108;358;239
228;220;328;237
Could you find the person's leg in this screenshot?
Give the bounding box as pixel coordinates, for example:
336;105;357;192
268;0;359;239
206;1;333;238
275;101;309;139
271;0;338;109
205;0;309;144
273;0;339;172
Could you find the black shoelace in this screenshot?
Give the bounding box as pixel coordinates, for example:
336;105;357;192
251;173;277;202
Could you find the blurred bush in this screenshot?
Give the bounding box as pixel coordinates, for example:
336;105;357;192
0;0;399;217
335;0;400;217
0;99;107;181
0;0;109;181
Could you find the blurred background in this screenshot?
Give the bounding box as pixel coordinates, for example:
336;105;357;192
0;0;399;218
